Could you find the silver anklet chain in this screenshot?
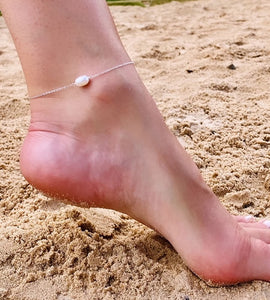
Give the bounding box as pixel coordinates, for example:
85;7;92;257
29;61;134;99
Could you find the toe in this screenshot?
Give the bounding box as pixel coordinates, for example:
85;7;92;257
239;222;270;230
244;227;270;243
247;238;270;281
234;215;255;223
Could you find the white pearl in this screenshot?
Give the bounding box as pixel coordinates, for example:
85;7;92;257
74;75;90;87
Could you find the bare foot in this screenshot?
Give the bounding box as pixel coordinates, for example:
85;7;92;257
20;65;270;285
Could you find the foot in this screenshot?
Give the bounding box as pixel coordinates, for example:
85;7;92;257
20;65;270;285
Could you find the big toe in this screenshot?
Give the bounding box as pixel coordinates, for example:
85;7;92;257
247;238;270;281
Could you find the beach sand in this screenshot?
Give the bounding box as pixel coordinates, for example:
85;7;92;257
1;0;270;299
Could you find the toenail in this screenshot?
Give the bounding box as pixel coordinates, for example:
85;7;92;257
244;215;254;221
263;220;270;228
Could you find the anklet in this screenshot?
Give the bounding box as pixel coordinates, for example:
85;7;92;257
29;61;134;99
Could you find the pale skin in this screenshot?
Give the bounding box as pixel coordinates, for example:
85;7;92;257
1;0;270;285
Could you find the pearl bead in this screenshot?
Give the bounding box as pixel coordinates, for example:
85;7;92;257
74;75;90;87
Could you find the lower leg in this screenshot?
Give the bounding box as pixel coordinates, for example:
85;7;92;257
0;0;131;96
2;0;270;285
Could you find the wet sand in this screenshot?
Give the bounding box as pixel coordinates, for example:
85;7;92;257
1;0;270;299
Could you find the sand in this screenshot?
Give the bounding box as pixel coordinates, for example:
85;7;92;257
1;0;270;299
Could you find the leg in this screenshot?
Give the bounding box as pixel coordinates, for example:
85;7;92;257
1;0;270;285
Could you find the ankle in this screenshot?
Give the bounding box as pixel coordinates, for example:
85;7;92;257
28;63;145;131
25;50;132;98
